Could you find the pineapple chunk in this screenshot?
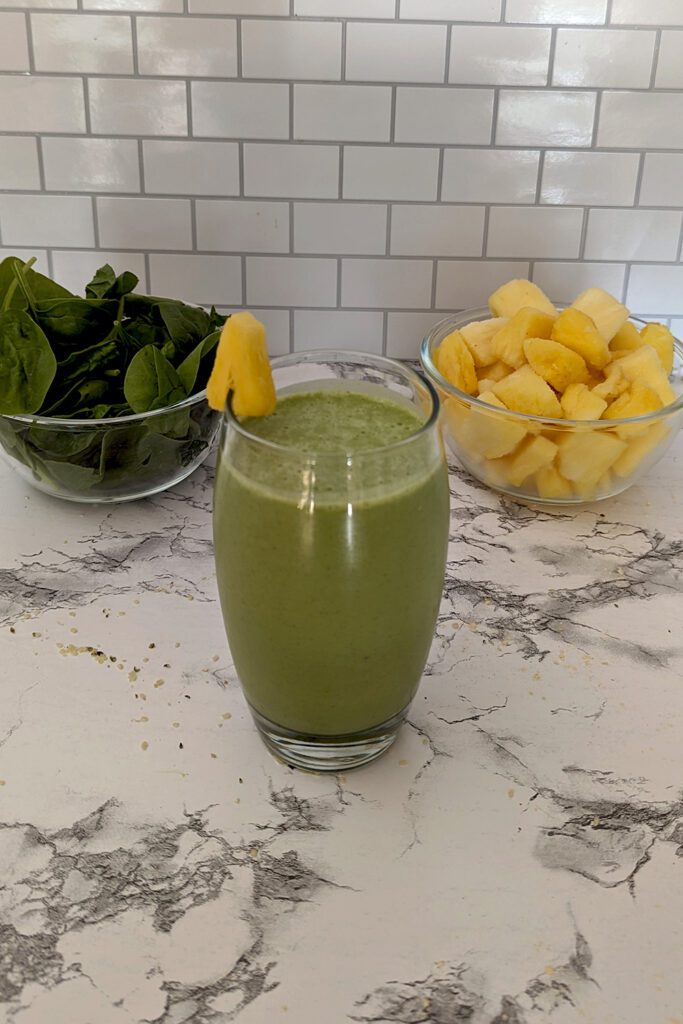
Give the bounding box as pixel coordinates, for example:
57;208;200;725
492;365;562;418
477;390;507;409
551;308;610;370
523;337;590;392
557;431;626;483
640;323;675;375
477;360;511;383
603;381;662;421
610;345;676;406
610;321;641;352
435;330;478;395
535;465;573;500
207;311;276;416
495;435;558;487
592;364;630;403
571;288;629;342
477;378;496;394
489;279;558;319
573;470;613;501
612;423;669;478
443;397;469;437
460;317;508;367
456;392;527;460
492;308;556;369
561;383;607;421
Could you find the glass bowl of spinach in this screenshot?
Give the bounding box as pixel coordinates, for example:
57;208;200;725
0;256;226;502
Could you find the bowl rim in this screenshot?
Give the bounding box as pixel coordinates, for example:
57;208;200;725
0;386;211;428
420;307;683;429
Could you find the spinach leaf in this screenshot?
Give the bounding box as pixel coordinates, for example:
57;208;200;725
85;264;139;300
157;300;211;350
0;310;57;415
177;329;221;393
35;297;116;347
0;256;72;312
123;345;187;413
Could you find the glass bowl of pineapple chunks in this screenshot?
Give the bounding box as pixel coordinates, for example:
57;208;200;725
420;278;683;504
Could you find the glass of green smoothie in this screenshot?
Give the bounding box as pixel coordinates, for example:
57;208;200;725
213;351;449;772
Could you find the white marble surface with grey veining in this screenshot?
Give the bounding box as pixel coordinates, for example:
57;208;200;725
0;436;682;1024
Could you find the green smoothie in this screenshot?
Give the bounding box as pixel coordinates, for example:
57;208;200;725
214;388;449;737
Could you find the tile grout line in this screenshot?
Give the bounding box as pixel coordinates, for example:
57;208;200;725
143;251;151;292
489;87;500;146
338;145;344;200
676;215;683;262
590;89;603;149
534;150;545;205
138;139;145;195
289;80;294;141
385;203;392;256
429;258;437;310
443;22;452;85
336;256;342;307
633;150;646;206
236;17;243;79
546;24;557;89
389;84;396;144
289;307;294;352
241;254;247;307
577;206;590;261
340;18;346;82
24;12;35;74
621;263;633;304
130;14;139;76
289;200;294;255
648;27;662;90
481;205;491;259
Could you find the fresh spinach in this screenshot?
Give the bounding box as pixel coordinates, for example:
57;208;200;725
0;310;57;414
124;345;188;413
85;265;138;300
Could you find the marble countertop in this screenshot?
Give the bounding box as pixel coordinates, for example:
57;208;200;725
1;437;682;1024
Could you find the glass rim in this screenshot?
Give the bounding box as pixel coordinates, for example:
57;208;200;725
0;386;209;428
225;348;441;458
421;307;683;429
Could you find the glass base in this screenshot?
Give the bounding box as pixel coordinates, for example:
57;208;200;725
249;705;407;773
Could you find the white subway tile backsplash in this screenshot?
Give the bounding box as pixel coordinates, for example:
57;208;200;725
655;31;683;88
442;149;539;204
137;17;236;78
611;0;683;25
0;77;85;133
395;88;494;145
584;210;682;261
295;0;394;14
192;82;289;140
85;0;180;9
1;0;74;7
218;308;290;354
541;151;640;206
97;197;192;249
294;310;384;353
43;137;140;192
191;0;286;11
247;257;337;307
342;259;432;309
436;259;530;309
143;141;239;196
640;154;683;207
294;85;391;143
598;92;683;148
497;90;596;146
89;78;187;135
386;311;442;359
487;207;584;258
532;262;626;303
31;13;133;73
343;147;440;201
149;253;241;305
506;0;607;22
244;144;339;199
449;26;551;86
0;248;49;274
196;200;289;253
242;20;341;81
0;194;94;246
0;137;40;190
553;29;655;88
390;205;485;257
51;249;147;294
294;203;387;255
346;22;447;84
627;266;683;315
401;0;501;20
0;14;29;71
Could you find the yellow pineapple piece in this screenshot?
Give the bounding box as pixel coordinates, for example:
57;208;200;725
456;391;527;460
573;470;614;501
535;464;573;500
592;364;630;402
494;434;558;487
492;308;556;369
488;279;558;319
571;287;630;342
477;390;507;410
557;430;626;484
523;337;590;392
612;423;669;478
602;381;663;439
477;378;496;394
560;383;607;420
640;323;675;375
435;330;478;395
207;311;276;417
609;345;676;406
551;308;610;370
492;365;562;418
477;360;511;383
460;317;508;367
610;321;641;352
442;397;469;437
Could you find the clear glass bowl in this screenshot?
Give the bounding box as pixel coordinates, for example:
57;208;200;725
421;307;683;505
0;389;221;503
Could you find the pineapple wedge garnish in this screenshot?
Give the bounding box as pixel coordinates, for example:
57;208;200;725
640;323;675;375
560;382;607;420
492;308;556;368
571;288;629;342
435;330;478;395
551;308;610;370
523;338;590;392
492;365;562;418
489;279;558;319
207;311;276;417
460;317;508;367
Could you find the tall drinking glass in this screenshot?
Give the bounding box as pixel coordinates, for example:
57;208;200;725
213;351;449;771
